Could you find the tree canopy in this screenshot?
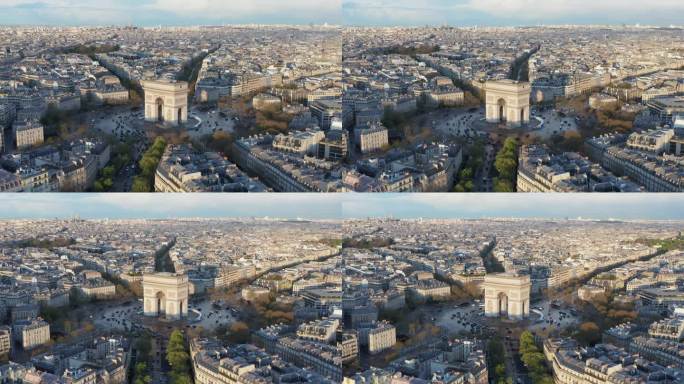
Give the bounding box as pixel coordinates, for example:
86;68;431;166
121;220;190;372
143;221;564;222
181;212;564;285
518;331;554;384
132;137;167;192
166;330;192;384
493;137;518;192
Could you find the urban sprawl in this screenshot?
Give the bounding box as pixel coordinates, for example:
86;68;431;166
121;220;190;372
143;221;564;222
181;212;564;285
0;25;683;192
0;217;682;383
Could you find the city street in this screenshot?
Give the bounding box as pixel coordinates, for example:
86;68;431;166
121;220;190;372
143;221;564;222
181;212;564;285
430;105;578;141
188;298;236;330
476;144;495;192
186;107;235;139
433;108;486;138
435;301;488;335
91;295;236;333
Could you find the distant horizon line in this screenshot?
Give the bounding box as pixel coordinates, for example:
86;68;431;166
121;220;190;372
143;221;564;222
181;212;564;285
0;23;342;28
0;195;682;222
344;23;684;28
1;216;682;222
1;23;680;29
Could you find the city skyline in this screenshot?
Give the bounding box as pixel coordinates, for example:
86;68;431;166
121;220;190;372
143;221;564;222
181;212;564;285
343;0;684;27
1;194;684;220
0;3;684;381
2;0;684;27
0;0;342;26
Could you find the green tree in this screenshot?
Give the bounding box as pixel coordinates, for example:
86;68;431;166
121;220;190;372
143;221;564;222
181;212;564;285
132;177;151;192
170;373;192;384
491;137;518;192
132;136;167;192
519;331;537;355
93;180;105;192
166;329;192;381
134;375;151;384
102;166;115;179
521;351;546;371
495;363;506;377
167;330;186;354
518;331;554;384
493;178;514;192
166;350;189;372
494;156;518;180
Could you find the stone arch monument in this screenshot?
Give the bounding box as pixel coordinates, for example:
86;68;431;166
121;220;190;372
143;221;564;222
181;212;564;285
141;79;189;125
484;273;531;320
485;79;531;127
143;272;189;320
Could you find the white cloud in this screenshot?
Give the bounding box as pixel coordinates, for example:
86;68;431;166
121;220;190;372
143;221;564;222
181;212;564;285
145;0;341;23
343;0;684;25
466;0;684;20
4;0;684;25
149;0;340;15
343;0;460;24
0;0;342;25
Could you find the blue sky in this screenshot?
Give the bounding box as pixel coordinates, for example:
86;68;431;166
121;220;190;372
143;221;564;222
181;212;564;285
0;0;342;26
1;0;682;26
0;194;343;220
340;194;684;220
0;194;683;220
342;0;684;27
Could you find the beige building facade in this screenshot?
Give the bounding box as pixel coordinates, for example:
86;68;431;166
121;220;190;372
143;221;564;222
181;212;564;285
81;280;116;299
367;322;396;355
13;319;50;350
15;119;44;150
0;326;10;356
355;124;388;154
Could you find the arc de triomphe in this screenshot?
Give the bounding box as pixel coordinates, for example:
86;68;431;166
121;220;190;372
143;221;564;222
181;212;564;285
485;79;531;127
141;79;189;126
483;273;531;320
143;272;189;320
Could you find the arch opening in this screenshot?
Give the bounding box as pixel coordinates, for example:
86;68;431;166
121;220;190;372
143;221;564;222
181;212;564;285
497;98;506;122
156;291;166;315
156;97;164;122
497;292;508;316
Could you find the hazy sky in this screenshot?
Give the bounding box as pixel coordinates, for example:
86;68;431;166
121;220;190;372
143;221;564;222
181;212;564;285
0;194;343;220
343;0;684;26
340;194;684;220
0;194;683;221
0;0;342;26
1;0;682;26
